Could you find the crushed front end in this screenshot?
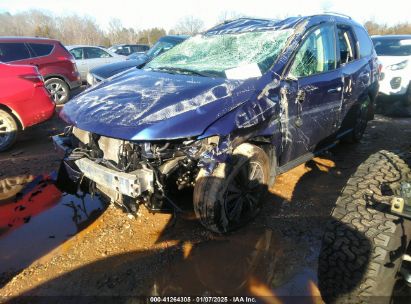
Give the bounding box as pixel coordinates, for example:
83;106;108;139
53;126;220;214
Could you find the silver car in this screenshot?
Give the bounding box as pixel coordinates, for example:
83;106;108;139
67;45;126;81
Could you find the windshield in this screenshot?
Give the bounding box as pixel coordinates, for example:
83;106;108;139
372;38;411;56
146;29;293;78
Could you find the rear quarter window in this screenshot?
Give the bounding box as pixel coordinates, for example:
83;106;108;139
0;43;31;62
354;26;373;58
29;43;54;57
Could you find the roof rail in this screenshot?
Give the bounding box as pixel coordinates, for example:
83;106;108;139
323;12;352;19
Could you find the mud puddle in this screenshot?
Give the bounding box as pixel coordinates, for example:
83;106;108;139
0;174;107;274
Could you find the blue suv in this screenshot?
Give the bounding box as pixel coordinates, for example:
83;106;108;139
54;14;379;233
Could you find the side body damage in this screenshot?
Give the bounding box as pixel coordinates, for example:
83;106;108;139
54;15;380;231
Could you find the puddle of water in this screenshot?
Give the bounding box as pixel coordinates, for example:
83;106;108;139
0;174;107;273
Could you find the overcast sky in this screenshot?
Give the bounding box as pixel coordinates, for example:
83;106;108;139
0;0;410;31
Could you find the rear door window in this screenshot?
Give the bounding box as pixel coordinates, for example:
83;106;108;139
29;43;54;57
84;47;112;59
353;26;373;58
289;25;337;78
337;25;358;64
0;43;31;62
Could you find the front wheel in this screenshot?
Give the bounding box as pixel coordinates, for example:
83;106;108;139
45;78;70;105
193;143;270;233
0;109;18;152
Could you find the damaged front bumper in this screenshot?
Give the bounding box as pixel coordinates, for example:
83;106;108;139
52;134;154;201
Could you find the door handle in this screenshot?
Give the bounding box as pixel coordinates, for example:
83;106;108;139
327;87;342;94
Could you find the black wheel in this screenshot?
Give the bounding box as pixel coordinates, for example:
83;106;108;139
344;98;370;143
404;82;411;107
0;109;18;152
45;78;70;104
319;150;411;303
193;143;270;233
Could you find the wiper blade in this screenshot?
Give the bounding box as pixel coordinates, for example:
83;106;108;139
152;66;212;77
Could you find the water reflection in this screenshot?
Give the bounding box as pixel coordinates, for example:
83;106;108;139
0;174;108;275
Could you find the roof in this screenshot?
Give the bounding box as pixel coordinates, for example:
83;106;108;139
159;35;190;42
204;14;362;35
371;35;411;40
66;45;106;49
0;36;59;43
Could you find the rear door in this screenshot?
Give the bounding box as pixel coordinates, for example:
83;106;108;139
279;23;342;164
70;47;87;79
335;24;363;125
26;42;55;71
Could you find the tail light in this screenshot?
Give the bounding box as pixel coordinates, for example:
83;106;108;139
20;74;44;87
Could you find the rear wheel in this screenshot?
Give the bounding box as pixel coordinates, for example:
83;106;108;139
404;82;411;107
45;78;70;104
344;98;369;143
0;109;18;152
193;143;270;233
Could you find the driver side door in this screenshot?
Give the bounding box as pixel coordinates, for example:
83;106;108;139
279;23;343;166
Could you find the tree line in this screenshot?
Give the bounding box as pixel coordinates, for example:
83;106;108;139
0;10;205;46
0;10;410;47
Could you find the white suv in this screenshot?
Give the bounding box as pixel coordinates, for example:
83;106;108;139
372;35;411;105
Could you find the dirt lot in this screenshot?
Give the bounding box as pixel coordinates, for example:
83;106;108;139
1;112;411;302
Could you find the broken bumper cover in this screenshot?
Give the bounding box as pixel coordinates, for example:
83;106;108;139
52;135;155;199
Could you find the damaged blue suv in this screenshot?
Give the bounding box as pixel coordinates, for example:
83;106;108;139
54;14;379;233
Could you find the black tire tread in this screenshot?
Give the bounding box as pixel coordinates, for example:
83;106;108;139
319;150;411;303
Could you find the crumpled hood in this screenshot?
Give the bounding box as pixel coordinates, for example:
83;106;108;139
61;69;258;140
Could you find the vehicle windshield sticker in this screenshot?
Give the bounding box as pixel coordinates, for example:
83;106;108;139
225;63;262;80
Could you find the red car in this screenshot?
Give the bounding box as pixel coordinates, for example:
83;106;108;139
0;62;55;151
0;37;81;104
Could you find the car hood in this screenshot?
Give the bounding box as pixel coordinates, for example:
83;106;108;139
91;58;147;79
61;69;258;140
378;55;411;68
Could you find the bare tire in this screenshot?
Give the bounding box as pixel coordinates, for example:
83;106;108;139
0;109;18;152
404;82;411;107
319;150;411;303
45;78;70;104
193;143;270;233
345;99;370;143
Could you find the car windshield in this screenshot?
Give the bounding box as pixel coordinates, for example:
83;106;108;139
145;29;294;78
372;38;411;56
146;40;179;59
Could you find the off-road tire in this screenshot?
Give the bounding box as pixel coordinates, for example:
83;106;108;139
319;150;411;303
193;143;270;233
0;109;18;152
45;78;70;105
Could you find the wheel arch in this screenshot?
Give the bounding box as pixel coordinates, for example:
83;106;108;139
0;103;24;130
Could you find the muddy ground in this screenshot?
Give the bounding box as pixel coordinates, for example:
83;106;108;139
0;111;411;302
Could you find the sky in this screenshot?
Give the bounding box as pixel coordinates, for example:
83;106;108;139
0;0;410;31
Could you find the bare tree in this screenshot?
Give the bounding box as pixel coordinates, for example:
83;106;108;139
217;10;244;23
173;16;205;35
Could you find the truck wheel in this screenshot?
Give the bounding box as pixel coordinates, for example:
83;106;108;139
193;143;270;233
45;78;70;105
0;109;18;152
319;150;411;303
